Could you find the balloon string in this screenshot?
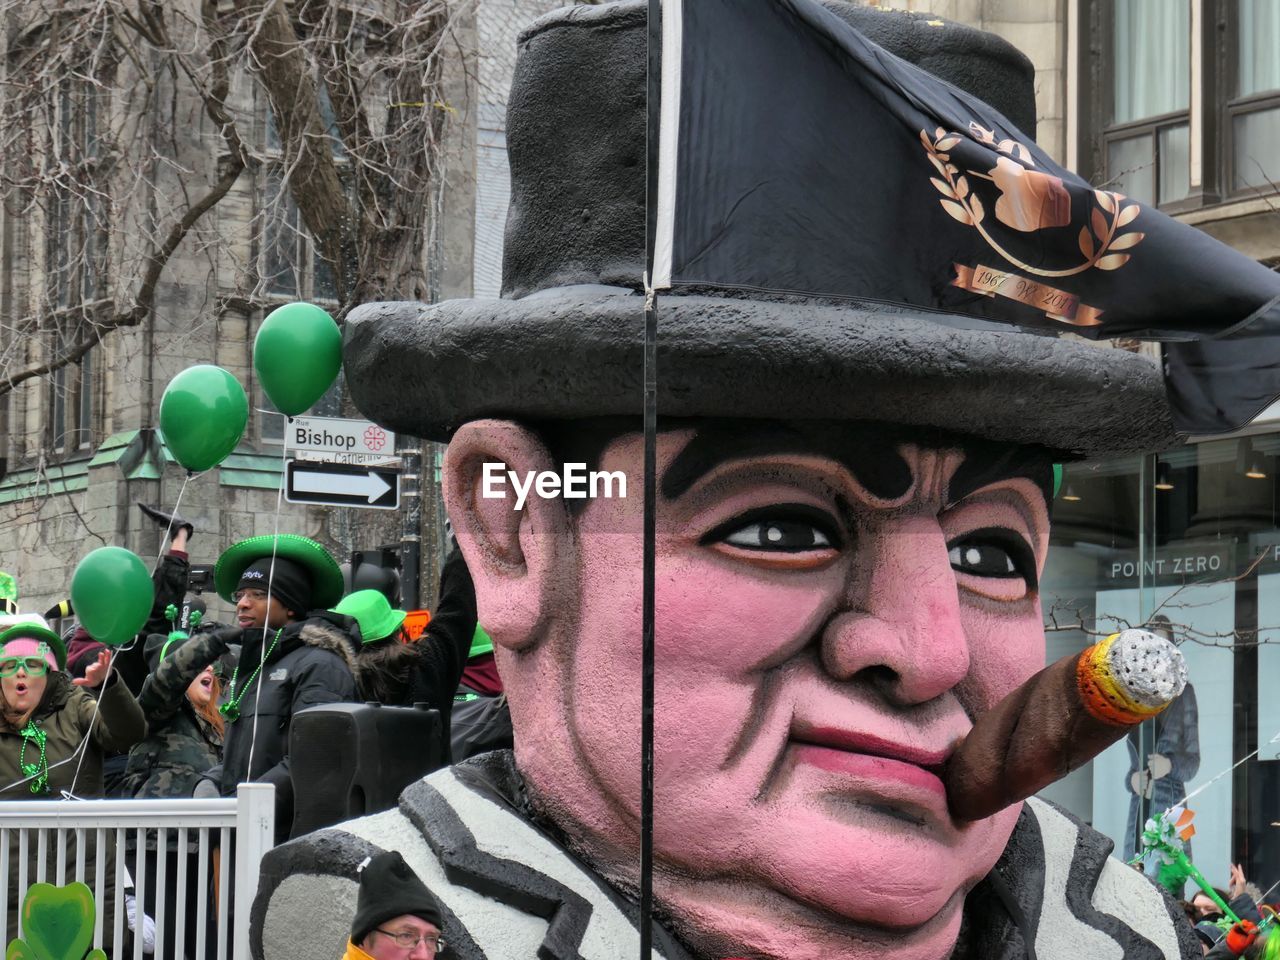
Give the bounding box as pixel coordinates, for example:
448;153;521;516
1165;726;1280;815
245;415;291;783
66;647;117;797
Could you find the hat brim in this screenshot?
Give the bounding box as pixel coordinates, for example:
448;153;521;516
214;535;345;609
365;608;407;644
344;288;1180;460
0;624;67;671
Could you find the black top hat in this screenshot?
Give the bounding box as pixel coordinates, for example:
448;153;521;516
343;1;1177;460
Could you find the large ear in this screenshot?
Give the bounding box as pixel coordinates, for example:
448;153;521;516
443;420;571;651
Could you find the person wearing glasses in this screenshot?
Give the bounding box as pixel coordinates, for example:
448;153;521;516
345;851;446;960
0;613;145;942
207;533;357;843
121;619;240;960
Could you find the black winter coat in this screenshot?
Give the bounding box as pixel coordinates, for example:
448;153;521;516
331;547;477;760
217;617;357;841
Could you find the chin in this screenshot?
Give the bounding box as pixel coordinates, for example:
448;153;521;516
751;802;1015;929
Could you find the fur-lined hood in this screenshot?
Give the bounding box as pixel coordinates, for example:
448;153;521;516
298;615;420;705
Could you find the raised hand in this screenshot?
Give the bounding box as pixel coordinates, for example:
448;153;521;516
72;650;111;690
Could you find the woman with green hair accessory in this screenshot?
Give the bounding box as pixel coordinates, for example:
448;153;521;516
0;615;145;943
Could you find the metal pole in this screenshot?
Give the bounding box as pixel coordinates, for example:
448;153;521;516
232;783;276;960
400;438;423;610
642;1;662;954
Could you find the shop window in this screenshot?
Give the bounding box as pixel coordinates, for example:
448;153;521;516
1042;438;1280;898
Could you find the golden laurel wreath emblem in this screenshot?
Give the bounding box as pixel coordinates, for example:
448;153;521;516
921;123;1145;278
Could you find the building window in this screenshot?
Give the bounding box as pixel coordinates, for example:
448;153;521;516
1099;0;1190;206
259;86;344;304
1227;0;1280;195
45;75;105;454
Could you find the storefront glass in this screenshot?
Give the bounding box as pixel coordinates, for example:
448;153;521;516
1042;435;1280;897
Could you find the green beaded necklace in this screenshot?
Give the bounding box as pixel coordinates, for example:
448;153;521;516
18;720;49;795
219;628;282;723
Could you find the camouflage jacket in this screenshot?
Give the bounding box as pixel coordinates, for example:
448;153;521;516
122;630;227;799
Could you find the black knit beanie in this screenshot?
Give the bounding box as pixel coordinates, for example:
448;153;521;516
237;557;311;617
351;851;443;945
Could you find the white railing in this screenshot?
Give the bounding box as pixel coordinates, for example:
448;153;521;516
0;783;273;960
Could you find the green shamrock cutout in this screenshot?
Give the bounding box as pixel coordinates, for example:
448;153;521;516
6;882;106;960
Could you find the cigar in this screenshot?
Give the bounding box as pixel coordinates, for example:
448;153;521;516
944;629;1187;822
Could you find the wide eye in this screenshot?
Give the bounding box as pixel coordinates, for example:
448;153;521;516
701;503;843;558
724;520;832;551
947;527;1037;589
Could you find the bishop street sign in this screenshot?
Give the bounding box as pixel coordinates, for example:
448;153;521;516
287;415;397;466
285;460;400;510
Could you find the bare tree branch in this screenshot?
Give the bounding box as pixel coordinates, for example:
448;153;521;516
0;0;468;413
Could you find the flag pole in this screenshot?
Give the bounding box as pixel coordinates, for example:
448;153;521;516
642;0;664;954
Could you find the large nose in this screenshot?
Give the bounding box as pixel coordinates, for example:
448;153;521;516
820;515;970;705
236;592;252;612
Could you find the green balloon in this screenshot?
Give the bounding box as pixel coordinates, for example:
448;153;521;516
70;547;154;647
158;365;249;473
254;302;342;416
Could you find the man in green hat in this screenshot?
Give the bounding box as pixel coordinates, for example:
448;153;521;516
210;533;360;840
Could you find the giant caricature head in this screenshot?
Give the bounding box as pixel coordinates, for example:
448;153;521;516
342;4;1178;958
442;419;1056;957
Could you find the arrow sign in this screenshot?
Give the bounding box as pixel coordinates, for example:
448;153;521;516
285;460;400;510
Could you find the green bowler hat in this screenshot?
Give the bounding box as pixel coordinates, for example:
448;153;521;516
213;534;345;609
469;624;493;659
0;618;68;671
332;589;407;644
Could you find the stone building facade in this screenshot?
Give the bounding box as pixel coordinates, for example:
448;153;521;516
0;0;561;622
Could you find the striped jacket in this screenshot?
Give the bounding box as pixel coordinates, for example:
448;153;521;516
251;751;1198;960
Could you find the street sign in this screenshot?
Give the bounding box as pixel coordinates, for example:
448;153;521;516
287;415;396;460
285;460;400;510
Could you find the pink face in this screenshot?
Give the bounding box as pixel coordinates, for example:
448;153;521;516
449;422;1051;960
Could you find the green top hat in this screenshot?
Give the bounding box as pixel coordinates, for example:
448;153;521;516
0;620;68;671
331;589;407;644
213;534;345;609
469;624;493;659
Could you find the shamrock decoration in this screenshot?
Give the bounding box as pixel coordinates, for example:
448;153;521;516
18;722;49;796
6;882;107;960
1133;807;1238;921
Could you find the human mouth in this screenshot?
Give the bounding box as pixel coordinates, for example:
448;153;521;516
789;725;952;811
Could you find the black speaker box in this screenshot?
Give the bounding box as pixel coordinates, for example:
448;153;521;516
289;702;443;839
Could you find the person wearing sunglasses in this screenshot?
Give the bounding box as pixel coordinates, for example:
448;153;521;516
0;613;145;943
344;851;446;960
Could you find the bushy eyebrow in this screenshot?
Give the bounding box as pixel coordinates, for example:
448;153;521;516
660;420;1052;505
